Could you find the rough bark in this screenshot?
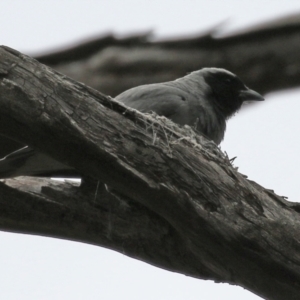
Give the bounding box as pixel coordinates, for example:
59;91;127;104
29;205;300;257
0;46;300;300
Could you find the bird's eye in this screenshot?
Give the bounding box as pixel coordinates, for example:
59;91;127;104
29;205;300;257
225;78;232;84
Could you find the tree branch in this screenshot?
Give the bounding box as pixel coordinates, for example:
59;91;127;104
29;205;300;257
1;177;208;279
0;46;300;300
34;13;300;97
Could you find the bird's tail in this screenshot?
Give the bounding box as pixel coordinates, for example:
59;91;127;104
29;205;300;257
0;146;78;179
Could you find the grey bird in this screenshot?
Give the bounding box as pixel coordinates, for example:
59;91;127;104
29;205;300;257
0;68;264;179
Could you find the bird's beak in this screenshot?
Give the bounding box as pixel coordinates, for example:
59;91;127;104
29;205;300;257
239;88;264;102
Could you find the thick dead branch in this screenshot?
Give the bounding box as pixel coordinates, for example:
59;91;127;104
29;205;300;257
1;177;205;278
34;13;300;97
0;46;300;300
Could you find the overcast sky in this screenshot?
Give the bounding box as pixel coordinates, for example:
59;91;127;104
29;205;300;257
1;1;300;299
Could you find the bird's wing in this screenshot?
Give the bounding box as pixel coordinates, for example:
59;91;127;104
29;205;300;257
116;83;226;144
116;84;193;123
0;146;77;178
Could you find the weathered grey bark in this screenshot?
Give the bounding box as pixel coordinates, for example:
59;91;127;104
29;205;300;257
0;46;300;300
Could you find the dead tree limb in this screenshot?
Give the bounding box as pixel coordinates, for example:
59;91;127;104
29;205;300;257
34;13;300;97
0;46;300;300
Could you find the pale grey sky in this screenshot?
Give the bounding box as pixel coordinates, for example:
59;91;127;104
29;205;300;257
1;1;300;299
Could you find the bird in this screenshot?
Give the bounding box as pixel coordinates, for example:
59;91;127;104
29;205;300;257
0;68;264;179
116;68;264;144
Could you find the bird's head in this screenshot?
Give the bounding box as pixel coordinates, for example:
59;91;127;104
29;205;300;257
200;68;264;118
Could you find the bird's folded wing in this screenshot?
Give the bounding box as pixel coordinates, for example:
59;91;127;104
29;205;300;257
116;84;191;120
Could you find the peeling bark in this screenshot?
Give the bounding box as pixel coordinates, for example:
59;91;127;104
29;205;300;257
0;46;300;300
